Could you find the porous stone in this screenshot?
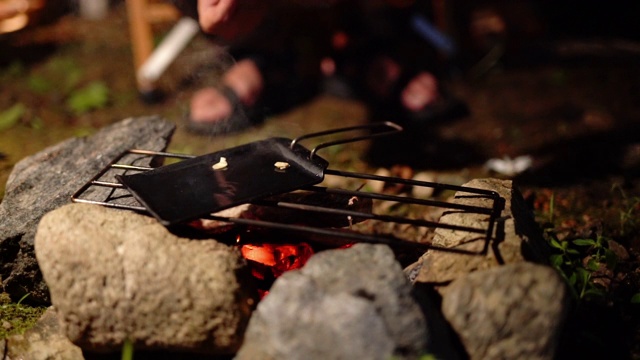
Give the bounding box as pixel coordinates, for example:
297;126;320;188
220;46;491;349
236;243;428;360
413;178;550;284
35;203;257;354
440;262;569;360
0;116;175;304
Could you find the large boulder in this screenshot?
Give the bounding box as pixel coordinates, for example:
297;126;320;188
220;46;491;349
237;243;429;360
409;178;568;359
0;116;176;304
411;178;550;284
441;262;569;360
35;202;257;354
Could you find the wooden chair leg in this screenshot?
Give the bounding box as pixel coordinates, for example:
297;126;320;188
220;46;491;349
126;0;154;93
126;0;188;97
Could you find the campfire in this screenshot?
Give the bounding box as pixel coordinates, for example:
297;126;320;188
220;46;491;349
71;124;503;298
3;118;579;359
238;240;316;297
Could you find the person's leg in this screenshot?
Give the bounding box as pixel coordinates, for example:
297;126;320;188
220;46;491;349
189;58;263;125
400;71;439;112
363;55;440;114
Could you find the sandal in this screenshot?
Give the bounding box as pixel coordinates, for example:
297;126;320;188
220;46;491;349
367;70;469;129
185;85;264;136
363;70;471;168
397;88;469;129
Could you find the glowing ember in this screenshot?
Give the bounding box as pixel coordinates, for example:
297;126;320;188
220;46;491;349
241;244;278;267
237;241;315;298
240;242;314;278
236;234;354;299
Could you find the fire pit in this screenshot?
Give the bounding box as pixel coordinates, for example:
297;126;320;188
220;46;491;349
8;118;568;359
71;123;503;291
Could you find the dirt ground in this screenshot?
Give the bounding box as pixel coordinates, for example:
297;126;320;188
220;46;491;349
1;1;639;358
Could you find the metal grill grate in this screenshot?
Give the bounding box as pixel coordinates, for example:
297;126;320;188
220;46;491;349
72;148;503;255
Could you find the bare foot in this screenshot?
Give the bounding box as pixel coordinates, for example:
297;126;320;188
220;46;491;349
400;72;439;112
190;88;233;124
367;57;439;112
190;59;264;124
222;59;263;106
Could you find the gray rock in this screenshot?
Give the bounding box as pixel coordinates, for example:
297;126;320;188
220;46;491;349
0;116;175;304
440;262;569;360
414;178;550;284
4;307;84;360
35;203;257;354
237;243;428;360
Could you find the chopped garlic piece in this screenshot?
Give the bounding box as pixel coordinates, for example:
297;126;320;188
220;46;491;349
347;196;358;206
274;161;290;170
212;157;228;170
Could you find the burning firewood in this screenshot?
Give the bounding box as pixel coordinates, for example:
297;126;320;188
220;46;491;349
187;204;250;233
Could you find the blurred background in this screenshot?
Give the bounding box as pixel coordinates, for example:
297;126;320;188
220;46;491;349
1;0;639;183
1;1;639;357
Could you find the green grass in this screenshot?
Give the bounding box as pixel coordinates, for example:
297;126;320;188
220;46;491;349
539;187;639;305
0;103;26;132
0;293;47;339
